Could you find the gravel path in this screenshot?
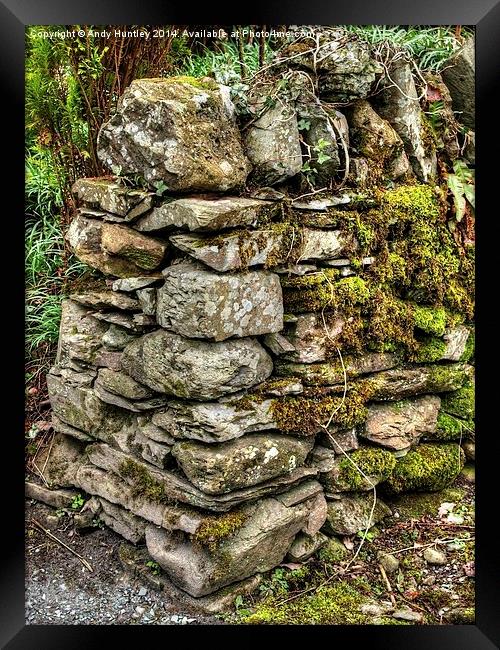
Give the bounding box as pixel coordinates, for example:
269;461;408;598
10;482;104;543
25;502;222;625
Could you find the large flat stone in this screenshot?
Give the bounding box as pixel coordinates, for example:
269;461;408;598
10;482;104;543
157;264;283;341
152;398;277;444
362;395;441;451
86;443;318;512
69;291;140;311
169;227;352;272
67;215;166;278
47;373;134;441
72;178;153;219
135;197;278;233
97;78;250;191
171;434;314;495
275;352;398;385
358;363;474;401
121;330;273;399
145;484;324;596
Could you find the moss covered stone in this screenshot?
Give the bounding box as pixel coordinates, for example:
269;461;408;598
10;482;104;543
119;457;169;503
413;305;447;336
413;336;447;362
441;384;475;420
459;328;475;362
383;443;465;495
322;446;397;492
192;510;246;551
282;273;370;314
428;411;474;441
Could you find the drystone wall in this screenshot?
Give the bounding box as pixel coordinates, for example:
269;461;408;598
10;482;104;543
39;28;475;606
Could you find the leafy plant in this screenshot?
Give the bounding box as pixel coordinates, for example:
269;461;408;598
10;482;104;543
447;160;475;228
146;560;161;576
70;494;85;510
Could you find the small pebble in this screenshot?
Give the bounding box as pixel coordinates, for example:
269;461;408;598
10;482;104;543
423;547;447;565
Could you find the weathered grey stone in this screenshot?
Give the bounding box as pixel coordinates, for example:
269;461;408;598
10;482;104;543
145;485;320;596
282;312;345;363
307;445;337;472
111;276;162;292
47;373;134;441
287;531;329;562
279;27;382;102
41;433;87;487
56;299;107;368
67;215;165;278
323;493;391;536
86;442;318;512
102;325;138;351
320;447;396;493
131;431;173;469
172;434;314;495
137;416;176;445
275;263;318;275
72;178;153;219
99;498;147;544
245;100;302;185
97;78;250;191
101;223;166;270
373;59;437;182
442;37;475;129
94;383;167;412
378;551;400;574
362;395;441;451
157;264;283;341
137;288;156;316
346;100;411;180
135;196;278;233
442;326;470;361
96;367;154;399
25;482;78;509
276;352;398;386
347;157;370;188
152;398;276;444
93;311;156;332
262;332;296;356
94;350;123;371
122;329;273;399
358;363;474;400
70;291;140;311
422;72;461;161
52;415;94;442
118;543;263;614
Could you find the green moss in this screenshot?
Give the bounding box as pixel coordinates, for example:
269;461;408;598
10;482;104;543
431;412;464;441
192;510;246;551
283;273;370;314
413;305;446;336
441;384;475;420
240;583;371;625
413;336;447;362
334;447;397;491
119;458;168;503
163;75;219;91
317;538;349;565
383;443;465;495
426;362;473;392
270;390;368;435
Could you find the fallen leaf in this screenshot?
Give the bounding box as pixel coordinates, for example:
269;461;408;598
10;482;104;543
280;562;302;570
343;536;355;550
438;502;455;518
